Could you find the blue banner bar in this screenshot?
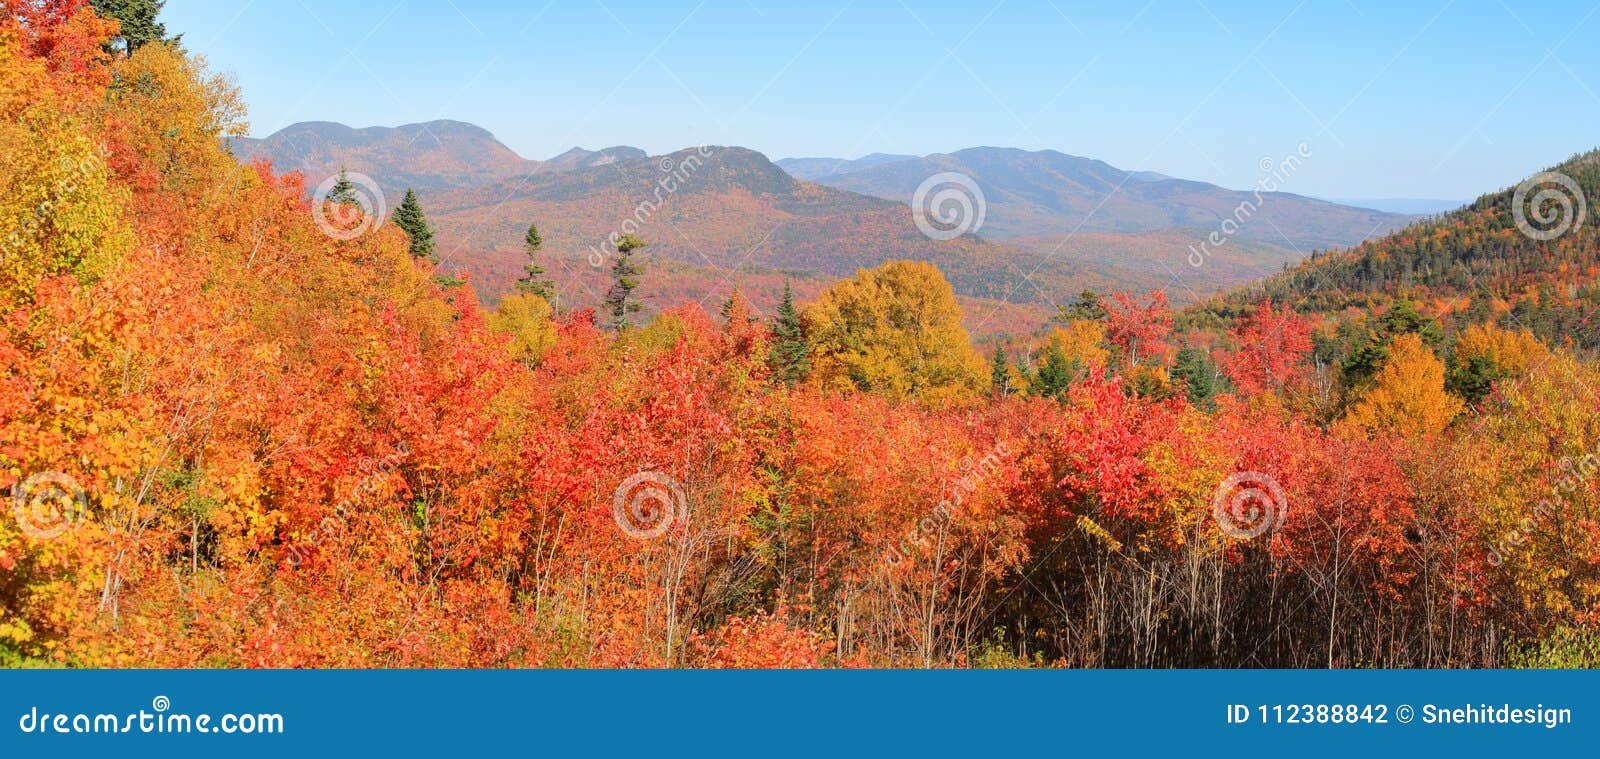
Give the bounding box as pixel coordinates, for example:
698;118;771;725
0;670;1594;757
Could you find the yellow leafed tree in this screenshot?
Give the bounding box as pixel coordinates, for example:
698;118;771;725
803;260;985;403
1343;332;1464;436
488;291;557;362
1454;323;1546;375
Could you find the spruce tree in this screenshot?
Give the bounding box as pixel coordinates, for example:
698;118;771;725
603;235;647;331
1060;289;1108;322
1032;343;1077;398
1171;347;1218;410
328;168;359;205
989;344;1012;397
92;0;175;54
516;222;555;302
768;280;810;385
390;188;437;263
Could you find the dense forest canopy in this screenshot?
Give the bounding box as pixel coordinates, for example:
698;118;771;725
1;0;1597;669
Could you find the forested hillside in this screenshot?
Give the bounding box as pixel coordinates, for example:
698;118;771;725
1213;149;1600;352
2;1;1597;670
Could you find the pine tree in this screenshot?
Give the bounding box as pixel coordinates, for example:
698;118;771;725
1032;343;1077;398
603;235;647;331
989;344;1012;397
1060;289;1108;322
390;188;437;263
92;0;175;54
768;280;810;386
1171;346;1217;410
328;168;359;205
516;222;555;302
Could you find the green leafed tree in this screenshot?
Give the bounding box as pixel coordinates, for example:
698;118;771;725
328;168;359;205
1059;289;1108;323
1171;346;1218;410
990;344;1012;397
390;188;437;263
92;0;175;54
516;222;555;302
603;235;647;331
1031;342;1077;398
767;280;810;386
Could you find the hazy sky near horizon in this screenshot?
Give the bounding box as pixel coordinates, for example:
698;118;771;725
167;0;1600;199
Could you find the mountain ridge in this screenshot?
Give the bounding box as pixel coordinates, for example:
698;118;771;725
797;146;1416;252
227;120;1416;336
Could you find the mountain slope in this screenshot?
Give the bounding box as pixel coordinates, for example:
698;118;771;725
542;145;649;172
421;146;1168;333
776;153;916;180
1209;149;1600;350
227;121;1362;335
804;147;1414;252
230;120;542;194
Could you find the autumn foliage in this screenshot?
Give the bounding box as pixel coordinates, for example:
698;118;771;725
2;3;1598;669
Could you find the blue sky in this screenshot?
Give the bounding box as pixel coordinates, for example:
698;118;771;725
166;0;1600;198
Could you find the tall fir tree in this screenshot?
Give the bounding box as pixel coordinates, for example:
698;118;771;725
92;0;175;54
989;344;1012;397
768;280;810;386
328;168;359;205
1171;346;1218;410
1032;343;1077;398
516;222;555;302
603;235;647;331
390;188;437;263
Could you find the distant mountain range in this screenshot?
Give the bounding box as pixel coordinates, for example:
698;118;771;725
230;121;646;194
1322;197;1467;215
776;153;917;181
782;147;1415;251
231;120;538;193
229;121;1426;336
